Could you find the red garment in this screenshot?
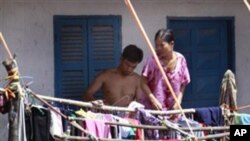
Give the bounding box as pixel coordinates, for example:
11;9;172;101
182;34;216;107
125;118;143;140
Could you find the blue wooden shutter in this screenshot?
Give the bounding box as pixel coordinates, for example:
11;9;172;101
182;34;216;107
54;16;121;100
168;18;229;107
54;17;88;100
87;16;121;99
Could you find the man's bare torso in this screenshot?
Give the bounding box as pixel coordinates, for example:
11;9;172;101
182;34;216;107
101;69;140;107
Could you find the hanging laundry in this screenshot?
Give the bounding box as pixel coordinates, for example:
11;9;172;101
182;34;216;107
125;118;143;140
50;107;63;140
25;106;54;141
81;112;112;138
194;106;224;127
0;89;11;114
234;112;250;125
112;116;134;139
177;117;204;138
219;69;237;111
134;108;161;139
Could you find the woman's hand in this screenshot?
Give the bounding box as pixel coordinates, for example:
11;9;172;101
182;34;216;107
172;103;180;110
149;95;162;110
152;99;163;110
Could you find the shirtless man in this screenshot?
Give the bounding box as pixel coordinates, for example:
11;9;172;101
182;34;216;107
83;45;162;109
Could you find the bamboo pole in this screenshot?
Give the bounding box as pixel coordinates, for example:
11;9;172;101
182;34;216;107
198;132;229;140
106;122;193;138
36;93;196;115
2;59;23;141
54;132;229;141
0;32;22;141
124;0;195;137
0;32;13;59
105;121;229;140
70;117;230;132
105;122;229;131
243;0;250;12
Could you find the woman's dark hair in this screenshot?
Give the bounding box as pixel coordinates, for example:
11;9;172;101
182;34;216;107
154;28;175;43
122;44;143;63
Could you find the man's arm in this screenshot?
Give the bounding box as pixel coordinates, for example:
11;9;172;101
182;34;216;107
82;73;105;101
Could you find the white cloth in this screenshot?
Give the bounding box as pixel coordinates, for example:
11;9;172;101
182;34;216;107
50;107;63;140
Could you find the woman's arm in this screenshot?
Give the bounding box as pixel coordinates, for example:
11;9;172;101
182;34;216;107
172;85;186;110
140;76;163;110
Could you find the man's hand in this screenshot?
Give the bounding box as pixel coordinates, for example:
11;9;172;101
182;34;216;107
91;100;104;107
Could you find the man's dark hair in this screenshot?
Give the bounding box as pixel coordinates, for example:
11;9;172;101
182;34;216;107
122;44;143;63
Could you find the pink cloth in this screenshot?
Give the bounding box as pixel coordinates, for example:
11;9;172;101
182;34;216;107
84;117;111;138
162;139;180;141
141;52;190;110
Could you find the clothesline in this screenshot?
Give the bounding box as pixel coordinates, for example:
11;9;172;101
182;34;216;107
105;122;229;131
34;92;230;140
68;116;230;132
35;93;196;115
30;91;196;140
54;132;229;141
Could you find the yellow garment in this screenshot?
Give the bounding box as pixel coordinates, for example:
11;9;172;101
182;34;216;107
75;108;96;119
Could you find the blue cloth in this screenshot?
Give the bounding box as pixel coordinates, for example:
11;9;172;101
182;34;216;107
178;117;204;138
194;107;224;126
234;113;250;125
135;108;161;140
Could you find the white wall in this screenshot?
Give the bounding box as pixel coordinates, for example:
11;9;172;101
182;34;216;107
0;0;249;103
0;1;250;136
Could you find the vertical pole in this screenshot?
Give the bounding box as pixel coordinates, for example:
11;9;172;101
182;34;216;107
2;58;21;141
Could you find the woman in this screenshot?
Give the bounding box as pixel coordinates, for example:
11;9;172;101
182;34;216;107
141;28;190;110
